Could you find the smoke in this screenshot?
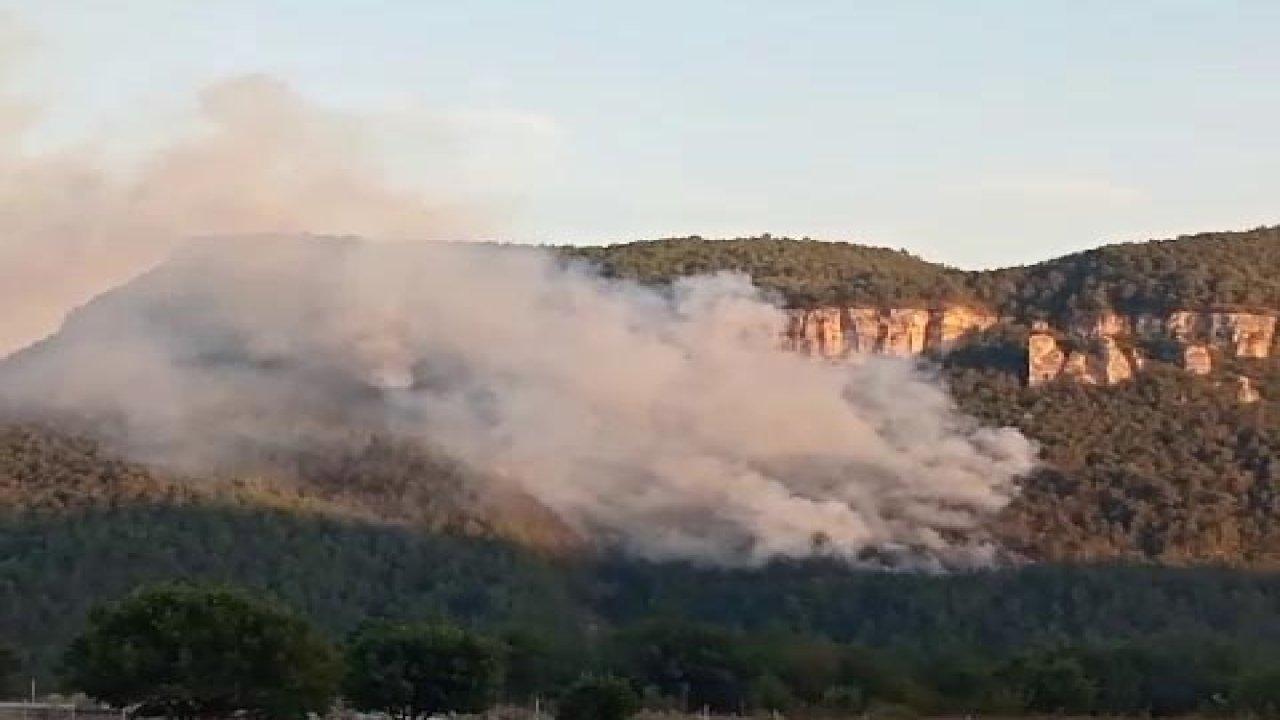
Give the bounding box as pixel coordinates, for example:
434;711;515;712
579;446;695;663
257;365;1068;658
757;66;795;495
2;237;1035;567
0;55;503;354
0;27;1034;567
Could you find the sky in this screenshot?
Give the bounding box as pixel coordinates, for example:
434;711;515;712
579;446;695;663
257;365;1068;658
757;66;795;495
3;0;1280;269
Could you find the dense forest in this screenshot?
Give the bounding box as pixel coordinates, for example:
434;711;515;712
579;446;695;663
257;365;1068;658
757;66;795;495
567;225;1280;317
947;347;1280;565
9;501;1280;715
971;226;1280;318
5;226;1280;715
564;227;1280;564
563;235;972;308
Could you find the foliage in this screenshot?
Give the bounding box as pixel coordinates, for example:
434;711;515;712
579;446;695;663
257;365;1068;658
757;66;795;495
563;235;970;307
9;226;1280;718
0;641;18;697
945;359;1280;564
556;675;638;720
607;621;754;713
997;650;1097;713
62;583;339;719
566;226;1280;318
971;225;1280;318
343;622;503;718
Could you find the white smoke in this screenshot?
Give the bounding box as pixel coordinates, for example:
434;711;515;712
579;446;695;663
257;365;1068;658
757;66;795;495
0;24;550;355
3;238;1034;567
0;30;1034;567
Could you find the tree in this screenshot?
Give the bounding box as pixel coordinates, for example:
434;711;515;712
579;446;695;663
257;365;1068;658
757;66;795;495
557;676;638;720
63;582;339;719
611;622;754;713
343;622;502;719
500;627;576;703
0;642;19;697
1232;664;1280;715
1000;651;1097;714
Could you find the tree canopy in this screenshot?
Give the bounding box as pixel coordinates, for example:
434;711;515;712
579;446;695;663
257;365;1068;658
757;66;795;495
342;622;503;719
63;583;340;719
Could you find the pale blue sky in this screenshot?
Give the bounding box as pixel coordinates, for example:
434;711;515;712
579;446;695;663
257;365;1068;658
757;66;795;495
5;1;1280;268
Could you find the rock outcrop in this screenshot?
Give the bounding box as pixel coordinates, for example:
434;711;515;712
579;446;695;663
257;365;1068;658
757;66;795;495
1028;309;1275;387
1236;375;1262;404
783;306;995;359
1183;344;1212;375
1028;330;1067;387
1027;332;1136;387
783;304;1274;392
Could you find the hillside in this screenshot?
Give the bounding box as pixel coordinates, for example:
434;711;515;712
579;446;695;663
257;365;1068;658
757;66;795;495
3;226;1280;688
568;226;1280;318
2;228;1279;566
564;235;972;307
971;226;1280;319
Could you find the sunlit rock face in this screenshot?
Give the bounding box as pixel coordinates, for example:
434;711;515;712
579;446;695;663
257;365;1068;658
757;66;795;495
929;306;1000;351
783;303;1273;398
783;306;995;359
1098;336;1135;385
1142;311;1276;359
1236;375;1262;404
1183;344;1213;375
1028;330;1067;388
1208;312;1276;358
1029;334;1136;387
1022;309;1274;390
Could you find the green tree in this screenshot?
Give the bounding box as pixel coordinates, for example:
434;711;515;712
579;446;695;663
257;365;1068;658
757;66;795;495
343;622;502;719
557;676;638;720
500;627;576;703
611;622;754;713
63;583;339;719
0;642;19;697
1000;651;1097;714
1232;664;1280;715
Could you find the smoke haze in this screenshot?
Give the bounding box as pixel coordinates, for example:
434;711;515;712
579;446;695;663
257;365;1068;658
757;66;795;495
0;33;1034;566
2;237;1035;567
0;56;508;355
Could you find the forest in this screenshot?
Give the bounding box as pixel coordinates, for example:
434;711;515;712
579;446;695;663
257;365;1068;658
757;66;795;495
10;516;1280;717
566;225;1280;316
4;227;1280;716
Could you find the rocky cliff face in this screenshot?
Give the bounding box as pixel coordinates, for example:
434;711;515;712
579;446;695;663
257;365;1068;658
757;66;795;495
1027;310;1276;387
783;306;996;359
783;305;1275;395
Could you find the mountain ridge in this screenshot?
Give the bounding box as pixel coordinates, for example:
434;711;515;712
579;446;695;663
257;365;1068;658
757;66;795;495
2;225;1279;568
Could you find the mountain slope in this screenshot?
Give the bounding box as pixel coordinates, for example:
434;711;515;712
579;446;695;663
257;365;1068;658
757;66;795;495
2;227;1279;570
564;235;972;307
970;225;1280;319
2;226;1280;687
568;226;1280;318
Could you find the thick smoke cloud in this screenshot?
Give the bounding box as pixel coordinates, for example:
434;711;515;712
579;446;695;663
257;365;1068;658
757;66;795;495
0;52;500;354
0;29;1033;567
3;238;1035;567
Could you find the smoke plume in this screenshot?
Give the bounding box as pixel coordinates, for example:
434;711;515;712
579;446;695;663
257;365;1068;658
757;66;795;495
0;37;1034;566
2;237;1035;567
0;64;497;355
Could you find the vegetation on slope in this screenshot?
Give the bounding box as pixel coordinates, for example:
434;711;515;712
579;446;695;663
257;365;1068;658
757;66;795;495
566;227;1280;566
567;225;1280;318
945;349;1280;565
971;225;1280;318
563;235;971;307
5;226;1280;715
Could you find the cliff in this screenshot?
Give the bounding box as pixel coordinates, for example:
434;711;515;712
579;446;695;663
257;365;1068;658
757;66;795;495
783;306;997;358
1026;309;1276;388
782;305;1275;396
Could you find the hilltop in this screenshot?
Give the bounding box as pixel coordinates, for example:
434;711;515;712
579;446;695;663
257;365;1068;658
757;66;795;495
2;225;1280;682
